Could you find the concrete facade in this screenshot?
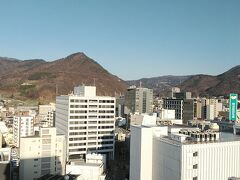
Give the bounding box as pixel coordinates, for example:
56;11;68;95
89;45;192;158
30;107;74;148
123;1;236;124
130;125;240;180
19;127;66;180
125;86;153;114
13;116;34;147
56;86;115;160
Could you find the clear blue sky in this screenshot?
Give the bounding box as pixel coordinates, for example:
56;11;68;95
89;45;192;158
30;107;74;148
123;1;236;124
0;0;239;80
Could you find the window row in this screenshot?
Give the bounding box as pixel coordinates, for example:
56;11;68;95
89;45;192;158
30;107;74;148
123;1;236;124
69;127;87;130
69;137;86;141
69;143;86;147
70;99;88;103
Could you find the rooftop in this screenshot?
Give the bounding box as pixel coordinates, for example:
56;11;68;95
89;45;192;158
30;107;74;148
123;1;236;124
160;132;240;145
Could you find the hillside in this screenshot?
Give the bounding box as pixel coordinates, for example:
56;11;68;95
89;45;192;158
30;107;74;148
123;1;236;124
127;75;190;96
0;53;127;103
180;65;240;97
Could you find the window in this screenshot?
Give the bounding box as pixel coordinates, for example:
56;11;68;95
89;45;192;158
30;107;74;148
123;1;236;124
193;164;198;169
193;152;198;157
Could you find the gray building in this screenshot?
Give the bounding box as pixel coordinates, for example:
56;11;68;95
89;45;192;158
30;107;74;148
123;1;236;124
124;86;153;114
163;99;184;120
163;92;194;123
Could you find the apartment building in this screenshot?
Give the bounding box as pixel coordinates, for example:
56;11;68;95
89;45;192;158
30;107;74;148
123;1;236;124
13;116;34;147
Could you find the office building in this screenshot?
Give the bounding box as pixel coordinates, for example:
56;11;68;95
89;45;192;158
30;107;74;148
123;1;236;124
56;86;115;160
124;86;153;114
19;127;66;180
164;97;194;123
13;116;34;147
130;125;240;180
163;99;184;120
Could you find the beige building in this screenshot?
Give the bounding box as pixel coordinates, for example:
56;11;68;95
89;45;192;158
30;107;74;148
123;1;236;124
38;103;56;127
19;127;66;180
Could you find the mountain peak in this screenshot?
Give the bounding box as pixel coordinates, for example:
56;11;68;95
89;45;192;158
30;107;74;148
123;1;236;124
0;52;127;102
65;52;89;60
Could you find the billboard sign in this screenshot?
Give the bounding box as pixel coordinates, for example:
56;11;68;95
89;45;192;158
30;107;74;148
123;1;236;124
229;93;238;121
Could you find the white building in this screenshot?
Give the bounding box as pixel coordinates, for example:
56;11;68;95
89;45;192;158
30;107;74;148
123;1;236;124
19;127;66;180
56;86;115;160
13;116;34;147
130;125;240;180
158;108;175;120
66;153;106;180
130;113;157;126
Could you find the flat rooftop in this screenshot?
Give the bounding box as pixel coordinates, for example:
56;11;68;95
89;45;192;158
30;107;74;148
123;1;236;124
160;132;240;145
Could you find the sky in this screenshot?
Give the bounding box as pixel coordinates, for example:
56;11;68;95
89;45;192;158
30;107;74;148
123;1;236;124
0;0;239;80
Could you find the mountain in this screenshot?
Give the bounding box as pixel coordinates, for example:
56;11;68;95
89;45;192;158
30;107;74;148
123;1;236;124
0;53;127;103
127;75;190;95
180;65;240;97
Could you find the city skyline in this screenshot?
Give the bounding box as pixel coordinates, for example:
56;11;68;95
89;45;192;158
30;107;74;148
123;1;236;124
0;0;239;80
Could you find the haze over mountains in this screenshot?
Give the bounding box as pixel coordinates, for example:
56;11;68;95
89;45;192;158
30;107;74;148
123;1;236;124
0;52;239;102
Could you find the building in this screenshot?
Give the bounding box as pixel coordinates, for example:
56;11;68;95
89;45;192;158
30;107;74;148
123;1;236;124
0;148;11;180
207;104;215;120
56;86;115;160
130;113;157;126
19;127;66;180
130;125;240;180
201;98;223;120
171;87;181;98
163;99;184;120
158;109;175;120
130;125;168;180
124;86;153;114
66;153;106;180
175;91;192;100
194;99;202;119
13;116;34;147
38;103;56;127
163;98;194;124
183;99;194;122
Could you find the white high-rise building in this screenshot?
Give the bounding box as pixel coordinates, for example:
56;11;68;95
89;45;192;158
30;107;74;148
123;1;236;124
130;125;240;180
13;116;34;147
19;127;66;180
56;86;115;160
